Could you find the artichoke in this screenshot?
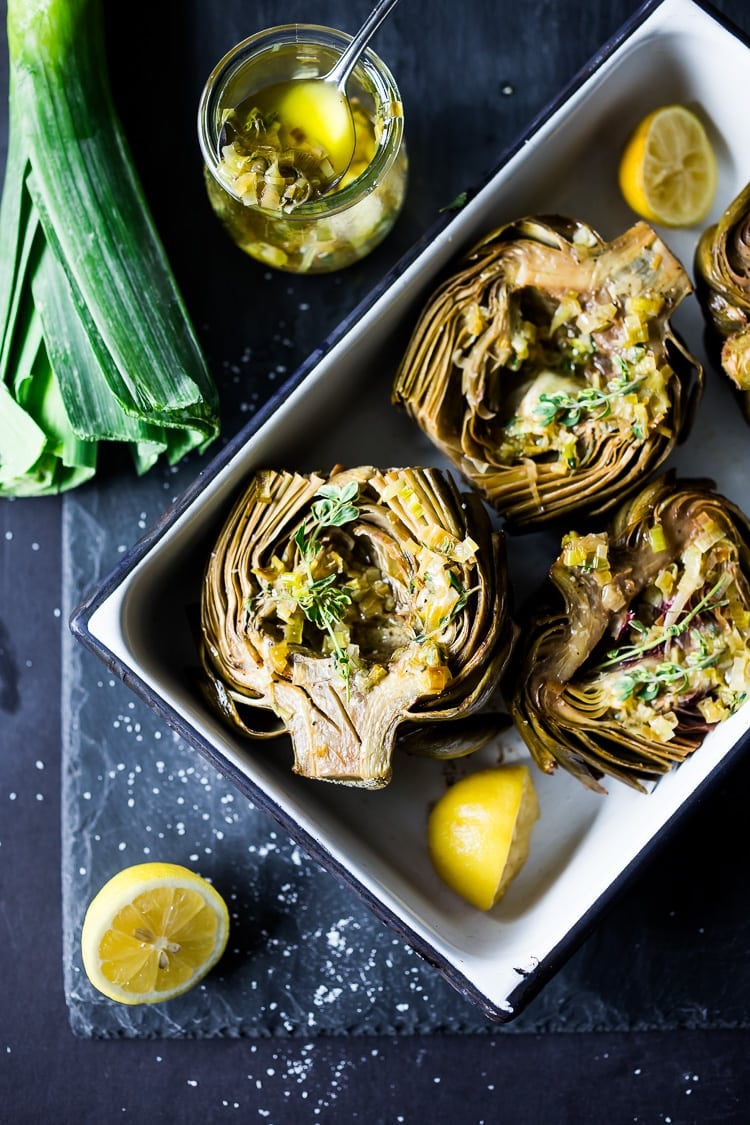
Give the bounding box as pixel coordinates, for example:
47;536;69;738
695;181;750;409
200;465;516;788
393;216;702;530
509;474;750;793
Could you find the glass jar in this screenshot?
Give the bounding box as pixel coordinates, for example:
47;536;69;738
197;24;408;274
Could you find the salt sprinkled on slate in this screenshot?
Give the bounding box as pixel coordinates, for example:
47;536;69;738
62;471;505;1038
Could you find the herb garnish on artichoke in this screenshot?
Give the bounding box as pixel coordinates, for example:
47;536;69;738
200;466;516;787
393;217;702;529
509;474;750;793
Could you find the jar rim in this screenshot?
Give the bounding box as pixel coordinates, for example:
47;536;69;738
197;23;405;220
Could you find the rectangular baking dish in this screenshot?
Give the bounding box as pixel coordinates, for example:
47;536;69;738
71;0;750;1020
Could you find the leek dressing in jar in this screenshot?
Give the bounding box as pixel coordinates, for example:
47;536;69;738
197;25;407;274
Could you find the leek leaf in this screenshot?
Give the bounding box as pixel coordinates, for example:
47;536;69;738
0;0;221;496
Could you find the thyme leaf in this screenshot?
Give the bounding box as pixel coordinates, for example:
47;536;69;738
440;191;468;213
617;660;688;701
597;576;730;671
596;576;732;704
532;373;645;428
262;482;361;696
296;483;360;694
616;644;723;703
293;479;359;558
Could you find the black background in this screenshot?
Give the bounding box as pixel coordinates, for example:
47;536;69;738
2;0;750;1121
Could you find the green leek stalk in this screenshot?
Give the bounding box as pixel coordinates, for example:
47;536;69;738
0;0;220;496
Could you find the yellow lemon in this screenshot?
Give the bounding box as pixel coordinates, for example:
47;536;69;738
81;862;230;1005
427;765;540;911
618;104;717;227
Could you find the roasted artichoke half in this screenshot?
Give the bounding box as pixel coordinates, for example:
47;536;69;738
393;216;702;530
200;465;516;788
510;474;750;793
695;181;750;409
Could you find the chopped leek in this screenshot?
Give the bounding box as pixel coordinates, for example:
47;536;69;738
0;0;220;496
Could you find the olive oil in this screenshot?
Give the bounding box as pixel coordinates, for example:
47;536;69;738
199;26;407;273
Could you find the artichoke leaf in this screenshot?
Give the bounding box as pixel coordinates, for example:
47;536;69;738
394;216;701;530
509;473;750;793
695;182;750;408
200;465;517;787
396;711;512;759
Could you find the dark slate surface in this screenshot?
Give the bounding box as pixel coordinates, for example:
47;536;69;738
16;0;747;1037
4;4;750;1123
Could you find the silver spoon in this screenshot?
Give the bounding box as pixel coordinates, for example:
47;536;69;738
280;0;403;192
319;0;403;189
326;0;402;96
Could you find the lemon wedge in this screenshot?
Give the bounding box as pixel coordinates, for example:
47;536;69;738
81;862;230;1005
618;104;717;227
428;765;540;911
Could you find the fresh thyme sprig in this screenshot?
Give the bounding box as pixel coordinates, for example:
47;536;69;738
617;660;688;701
593;576;732;704
616;640;723;702
294;480;360;561
596;576;730;672
533;372;645;428
255;482;361;696
294;574;354;631
292;481;360;694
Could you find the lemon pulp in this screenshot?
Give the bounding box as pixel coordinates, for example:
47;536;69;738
618;104;717;227
81;862;230;1004
428;765;540;911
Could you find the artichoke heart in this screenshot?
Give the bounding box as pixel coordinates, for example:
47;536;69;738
200;465;516;788
509;474;750;793
393;216;702;530
695;181;750;407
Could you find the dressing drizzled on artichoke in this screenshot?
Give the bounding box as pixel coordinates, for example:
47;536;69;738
510;475;750;793
393;216;702;530
199;466;516;788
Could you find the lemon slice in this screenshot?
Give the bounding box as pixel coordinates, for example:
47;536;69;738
618;104;717;227
81;862;230;1005
427;765;540;911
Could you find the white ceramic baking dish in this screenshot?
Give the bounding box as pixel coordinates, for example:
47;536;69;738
71;0;750;1020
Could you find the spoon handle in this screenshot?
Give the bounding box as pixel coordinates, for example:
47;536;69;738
326;0;402;92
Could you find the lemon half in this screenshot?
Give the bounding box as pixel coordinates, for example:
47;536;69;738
81;862;230;1005
428;765;540;911
618;104;717;227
